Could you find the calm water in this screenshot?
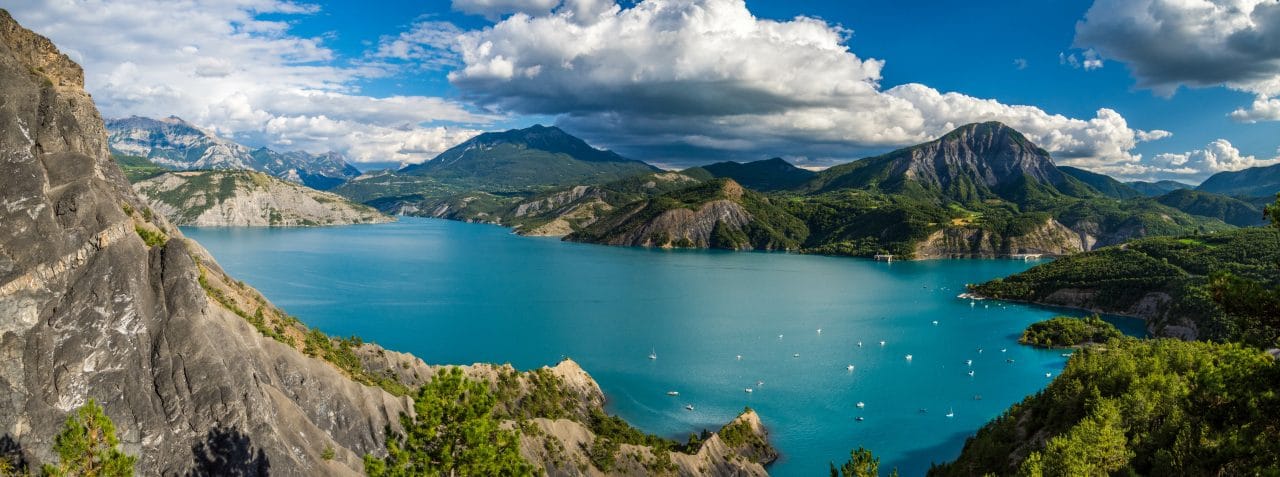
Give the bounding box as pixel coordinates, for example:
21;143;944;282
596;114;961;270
184;218;1143;476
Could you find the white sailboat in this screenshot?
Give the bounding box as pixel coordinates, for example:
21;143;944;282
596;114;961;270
945;408;954;418
648;348;657;360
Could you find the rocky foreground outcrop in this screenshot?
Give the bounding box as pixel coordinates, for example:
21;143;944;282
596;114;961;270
133;170;392;226
0;9;772;476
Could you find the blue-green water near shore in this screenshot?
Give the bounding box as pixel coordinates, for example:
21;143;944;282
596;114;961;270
183;217;1143;476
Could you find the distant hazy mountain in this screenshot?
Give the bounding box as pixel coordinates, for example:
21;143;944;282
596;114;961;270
1154;189;1265;227
805;122;1096;204
685;157;816;192
106;116;360;189
1196;163;1280;198
398;124;659;189
1059;166;1142;199
1127;179;1193;197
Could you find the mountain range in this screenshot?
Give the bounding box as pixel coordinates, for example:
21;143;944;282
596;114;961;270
1196;162;1280;199
106;115;362;190
385;122;1243;258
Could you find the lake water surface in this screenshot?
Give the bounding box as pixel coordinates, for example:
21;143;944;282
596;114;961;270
184;218;1143;476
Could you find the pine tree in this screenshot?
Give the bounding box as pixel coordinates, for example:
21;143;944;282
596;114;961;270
42;400;136;477
365;367;534;477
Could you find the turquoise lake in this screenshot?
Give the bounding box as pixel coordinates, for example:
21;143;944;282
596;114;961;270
183;217;1144;476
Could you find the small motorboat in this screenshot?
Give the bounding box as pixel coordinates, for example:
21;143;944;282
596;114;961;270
945;408;954;418
1006;358;1015;363
879;340;886;346
793;353;800;358
918;408;928;414
736;355;742;360
1045;372;1053;378
857;341;863;347
1061;353;1073;358
856;401;865;408
685;404;694;411
744;388;753;393
846;364;855;371
905;354;913;361
1000;348;1007;353
817;328;822;334
855;416;864;422
968;370;975;377
931;320;939;325
756;380;765;387
666;391;679;396
965;359;973;366
778;334;784;340
977;348;984;354
973;395;983;400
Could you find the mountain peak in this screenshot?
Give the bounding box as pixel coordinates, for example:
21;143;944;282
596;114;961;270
939;121;1045;157
809;122;1088;203
696;157;815;192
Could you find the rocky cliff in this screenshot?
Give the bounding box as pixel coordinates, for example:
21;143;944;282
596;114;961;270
912;218;1087;259
133;170;392;226
0;9;773;476
568;179;809;250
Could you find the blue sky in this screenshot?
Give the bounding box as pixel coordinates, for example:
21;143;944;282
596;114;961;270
9;0;1280;182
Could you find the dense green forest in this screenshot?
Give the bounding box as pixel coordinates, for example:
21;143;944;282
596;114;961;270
975;227;1280;346
930;338;1280;476
931;196;1280;475
1020;315;1123;348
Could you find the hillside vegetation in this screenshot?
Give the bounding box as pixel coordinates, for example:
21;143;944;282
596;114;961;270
930;339;1280;476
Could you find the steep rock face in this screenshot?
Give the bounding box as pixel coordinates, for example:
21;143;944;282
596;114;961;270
133;170;392;226
0;10;412;474
569;179;807;250
912;218;1085;259
809;122;1092;203
600;200;755;248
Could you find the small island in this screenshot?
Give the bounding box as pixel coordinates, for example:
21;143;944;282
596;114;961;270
1020;315;1123;348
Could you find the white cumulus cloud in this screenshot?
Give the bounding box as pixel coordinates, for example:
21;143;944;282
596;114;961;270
1075;0;1280;122
445;0;1168;169
6;0;492;165
1152;139;1280;181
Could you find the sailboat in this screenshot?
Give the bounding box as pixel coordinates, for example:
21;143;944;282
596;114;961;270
648;348;657;360
666;391;679;396
945;408;954;418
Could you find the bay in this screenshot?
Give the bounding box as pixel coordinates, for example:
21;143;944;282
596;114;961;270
183;217;1143;476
